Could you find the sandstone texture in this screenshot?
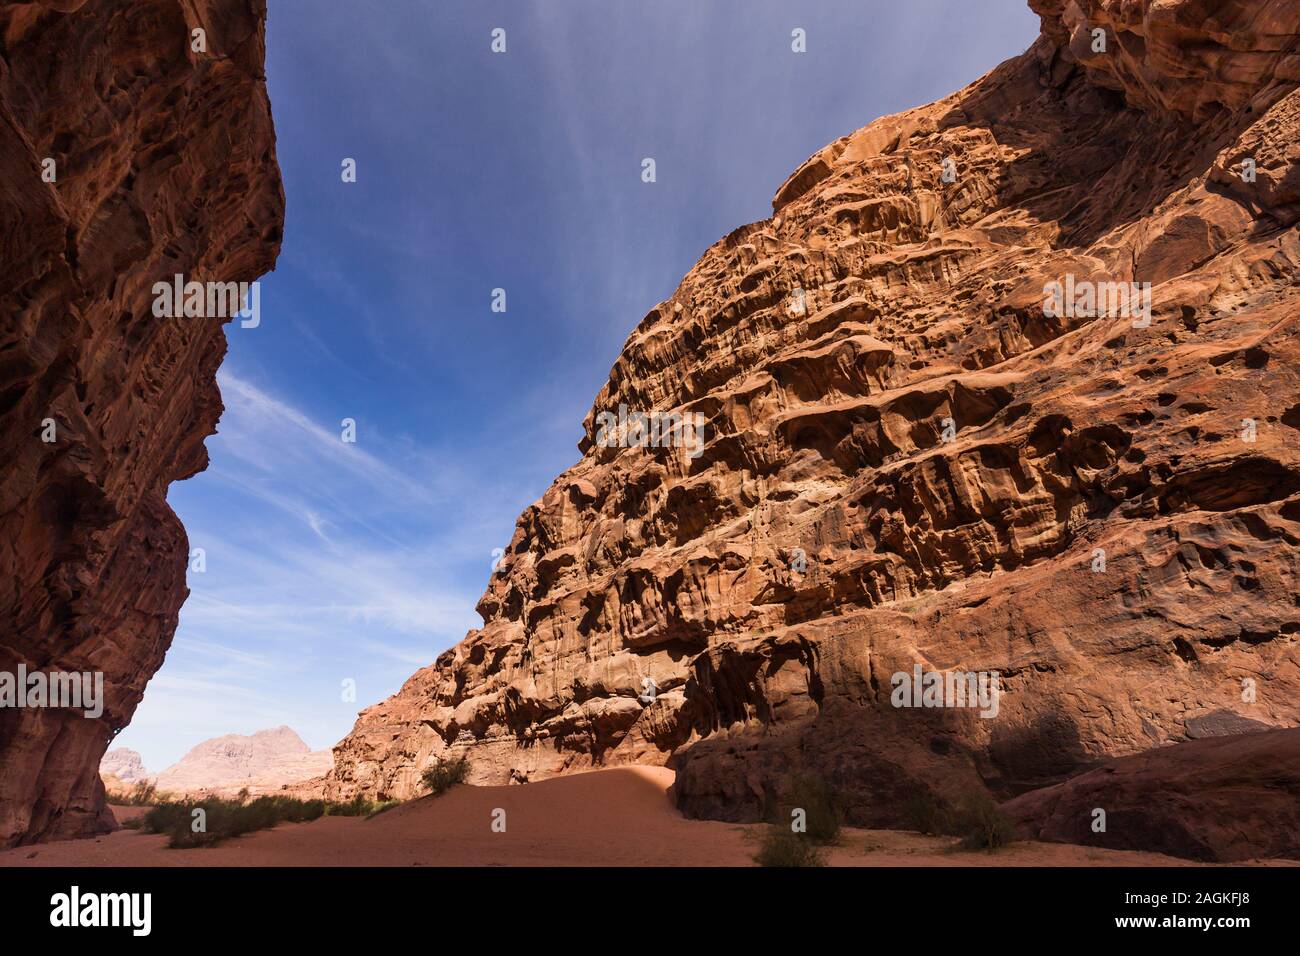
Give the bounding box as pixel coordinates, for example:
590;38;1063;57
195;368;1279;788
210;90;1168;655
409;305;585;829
0;0;282;846
1006;727;1300;862
328;0;1300;847
153;726;332;797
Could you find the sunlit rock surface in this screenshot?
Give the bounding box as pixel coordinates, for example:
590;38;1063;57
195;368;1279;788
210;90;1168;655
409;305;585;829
328;2;1300;831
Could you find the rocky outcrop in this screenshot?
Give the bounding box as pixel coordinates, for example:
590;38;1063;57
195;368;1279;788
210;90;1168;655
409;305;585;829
155;727;332;796
1005;727;1300;861
330;0;1300;836
1029;0;1300;116
99;748;150;785
0;0;283;846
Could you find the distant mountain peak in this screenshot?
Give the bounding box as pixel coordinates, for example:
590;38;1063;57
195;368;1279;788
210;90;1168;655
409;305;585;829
154;727;330;796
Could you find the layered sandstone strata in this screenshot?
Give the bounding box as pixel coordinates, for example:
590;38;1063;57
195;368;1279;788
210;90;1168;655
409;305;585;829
328;0;1300;832
0;0;282;846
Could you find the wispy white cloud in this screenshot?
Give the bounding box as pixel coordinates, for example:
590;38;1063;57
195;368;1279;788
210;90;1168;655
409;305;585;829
124;371;513;768
216;370;435;502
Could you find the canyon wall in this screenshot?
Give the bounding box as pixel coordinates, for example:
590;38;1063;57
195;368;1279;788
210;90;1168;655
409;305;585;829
0;0;282;846
328;0;1300;824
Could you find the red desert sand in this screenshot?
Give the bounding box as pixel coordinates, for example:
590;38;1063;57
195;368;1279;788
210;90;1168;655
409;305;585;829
2;767;1292;868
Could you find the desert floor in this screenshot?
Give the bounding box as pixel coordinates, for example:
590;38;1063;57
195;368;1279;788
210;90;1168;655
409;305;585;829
1;767;1290;867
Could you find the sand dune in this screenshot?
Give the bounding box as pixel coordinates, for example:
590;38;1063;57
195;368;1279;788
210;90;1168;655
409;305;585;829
4;767;1289;868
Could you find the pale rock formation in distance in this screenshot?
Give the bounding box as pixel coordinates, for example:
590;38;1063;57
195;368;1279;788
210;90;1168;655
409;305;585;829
154;726;332;797
99;748;151;785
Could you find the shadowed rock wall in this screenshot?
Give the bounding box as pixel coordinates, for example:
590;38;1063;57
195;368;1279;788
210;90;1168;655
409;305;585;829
0;0;283;846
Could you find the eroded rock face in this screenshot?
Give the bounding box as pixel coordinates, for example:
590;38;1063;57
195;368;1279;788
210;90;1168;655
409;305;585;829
0;0;282;847
328;0;1300;829
1030;0;1300;116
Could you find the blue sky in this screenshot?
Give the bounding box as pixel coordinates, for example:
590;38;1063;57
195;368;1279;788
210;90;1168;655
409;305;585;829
116;0;1040;770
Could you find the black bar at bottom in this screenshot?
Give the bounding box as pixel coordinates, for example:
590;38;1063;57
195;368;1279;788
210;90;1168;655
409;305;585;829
0;865;1288;941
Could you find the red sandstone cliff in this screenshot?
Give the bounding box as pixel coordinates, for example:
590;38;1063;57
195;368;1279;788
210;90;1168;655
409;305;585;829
0;0;282;847
327;0;1300;846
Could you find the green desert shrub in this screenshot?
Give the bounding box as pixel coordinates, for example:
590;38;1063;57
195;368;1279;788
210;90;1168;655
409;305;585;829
900;787;1017;850
137;793;382;848
138;800;195;839
327;794;378;817
777;773;841;846
951;791;1019;851
122;780;159;806
754;827;827;867
364;799;402;819
104;779;163;806
420;754;471;795
325;794;397;817
903;791;952;836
